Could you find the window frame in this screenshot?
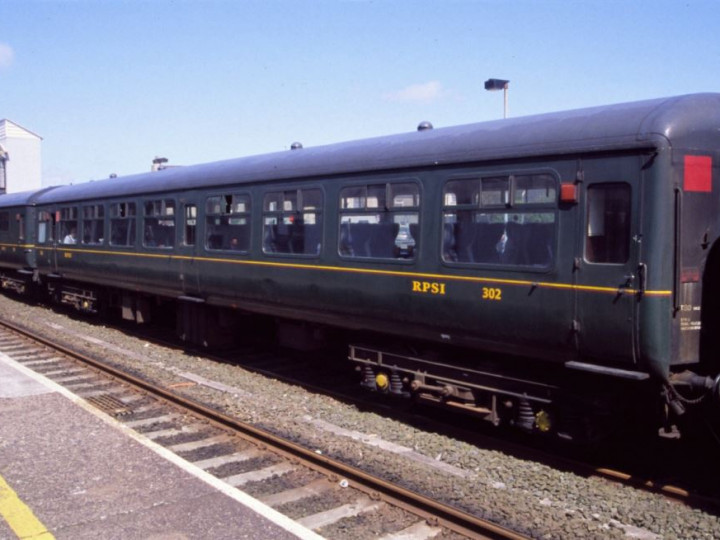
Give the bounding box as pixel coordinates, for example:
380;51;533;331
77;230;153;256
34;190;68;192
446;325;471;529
337;179;421;262
81;203;105;245
184;203;197;247
204;193;252;253
262;186;323;257
0;211;9;233
37;210;55;244
109;201;137;247
58;206;79;245
441;171;558;270
142;198;176;249
584;182;632;265
16;213;24;241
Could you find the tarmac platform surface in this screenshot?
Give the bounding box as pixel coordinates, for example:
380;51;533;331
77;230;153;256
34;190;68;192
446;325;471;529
0;351;321;539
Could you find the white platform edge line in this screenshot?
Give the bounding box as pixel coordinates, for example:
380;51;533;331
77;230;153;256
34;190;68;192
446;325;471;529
0;352;324;540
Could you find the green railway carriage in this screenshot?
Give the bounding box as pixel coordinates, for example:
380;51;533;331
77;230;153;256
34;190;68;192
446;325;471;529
0;188;58;293
2;93;720;439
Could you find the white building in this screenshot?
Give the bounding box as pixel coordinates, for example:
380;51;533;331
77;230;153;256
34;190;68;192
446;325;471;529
0;119;42;194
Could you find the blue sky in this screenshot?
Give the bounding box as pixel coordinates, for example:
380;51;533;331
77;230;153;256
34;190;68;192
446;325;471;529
1;0;719;185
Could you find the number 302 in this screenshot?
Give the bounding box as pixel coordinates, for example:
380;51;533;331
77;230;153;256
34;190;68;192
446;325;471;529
482;287;502;301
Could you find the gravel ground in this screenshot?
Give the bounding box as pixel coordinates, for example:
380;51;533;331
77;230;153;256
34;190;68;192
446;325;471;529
2;294;719;539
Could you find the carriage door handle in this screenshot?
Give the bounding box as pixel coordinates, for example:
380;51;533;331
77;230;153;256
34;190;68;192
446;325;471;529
637;263;647;294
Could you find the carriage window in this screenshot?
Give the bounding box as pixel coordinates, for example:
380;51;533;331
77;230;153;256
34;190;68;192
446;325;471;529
17;214;24;241
205;194;250;252
481;177;510;206
59;206;78;244
263;189;322;255
442;174;556;268
38;211;55;243
143;199;175;248
184;204;197;246
514;174;557;205
110;202;136;247
339;182;420;260
0;212;8;232
445;179;478;206
586;183;631;264
82;204;104;245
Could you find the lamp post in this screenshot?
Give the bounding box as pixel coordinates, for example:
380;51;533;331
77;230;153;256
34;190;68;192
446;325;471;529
484;78;510;119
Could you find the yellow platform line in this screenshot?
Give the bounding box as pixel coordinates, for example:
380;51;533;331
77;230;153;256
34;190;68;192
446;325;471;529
0;474;55;539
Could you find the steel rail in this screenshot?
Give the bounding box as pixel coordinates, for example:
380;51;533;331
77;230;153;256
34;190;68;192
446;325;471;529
0;318;530;540
147;331;720;512
100;320;720;513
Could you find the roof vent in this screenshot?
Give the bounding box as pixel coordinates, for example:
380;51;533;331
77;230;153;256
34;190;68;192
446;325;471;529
152;156;168;172
290;142;303;150
417;121;433;131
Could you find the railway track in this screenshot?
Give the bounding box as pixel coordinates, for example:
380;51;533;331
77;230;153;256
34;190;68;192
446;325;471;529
124;333;720;521
148;331;720;512
0;319;529;540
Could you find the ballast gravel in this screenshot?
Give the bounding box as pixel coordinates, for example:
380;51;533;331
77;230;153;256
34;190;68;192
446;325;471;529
1;294;719;539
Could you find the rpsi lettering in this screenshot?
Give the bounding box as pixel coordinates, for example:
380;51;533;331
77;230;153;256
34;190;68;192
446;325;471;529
412;280;446;295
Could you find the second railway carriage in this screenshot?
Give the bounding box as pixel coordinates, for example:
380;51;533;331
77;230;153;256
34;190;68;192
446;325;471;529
0;187;57;293
2;93;720;439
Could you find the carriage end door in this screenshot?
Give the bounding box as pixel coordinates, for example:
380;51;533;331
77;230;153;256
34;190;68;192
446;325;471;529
575;175;640;366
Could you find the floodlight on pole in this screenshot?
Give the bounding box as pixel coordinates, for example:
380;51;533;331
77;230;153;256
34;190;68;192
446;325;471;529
484;78;510;119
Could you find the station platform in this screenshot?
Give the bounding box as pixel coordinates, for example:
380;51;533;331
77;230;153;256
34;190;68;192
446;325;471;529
0;351;321;540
